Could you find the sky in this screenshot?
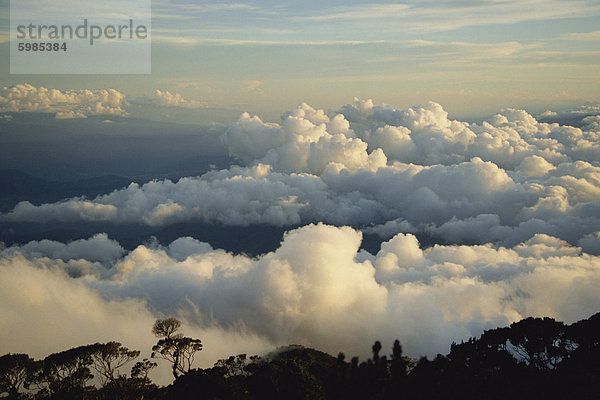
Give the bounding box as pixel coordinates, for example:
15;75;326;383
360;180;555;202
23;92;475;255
0;0;599;387
1;0;600;118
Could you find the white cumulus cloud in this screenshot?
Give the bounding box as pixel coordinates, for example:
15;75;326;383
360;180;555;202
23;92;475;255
0;84;128;118
151;90;207;109
2;224;599;363
2;99;600;250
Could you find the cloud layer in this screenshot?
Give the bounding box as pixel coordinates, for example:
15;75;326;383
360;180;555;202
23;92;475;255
3;99;599;252
151;90;208;109
1;224;599;366
2;95;598;375
0;84;208;119
0;84;128;118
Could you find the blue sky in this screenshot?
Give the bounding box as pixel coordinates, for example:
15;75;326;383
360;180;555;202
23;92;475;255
1;0;600;118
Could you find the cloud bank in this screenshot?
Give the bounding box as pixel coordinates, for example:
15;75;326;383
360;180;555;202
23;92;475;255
3;99;599;251
0;84;209;120
151;90;207;109
0;84;128;118
1;224;599;365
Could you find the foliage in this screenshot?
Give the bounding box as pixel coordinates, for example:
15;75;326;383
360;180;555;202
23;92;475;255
36;345;96;397
151;317;203;379
89;342;141;386
131;358;158;383
152;318;181;340
0;353;36;395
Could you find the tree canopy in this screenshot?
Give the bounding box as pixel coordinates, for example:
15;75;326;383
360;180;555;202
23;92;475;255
151;317;203;379
1;312;598;399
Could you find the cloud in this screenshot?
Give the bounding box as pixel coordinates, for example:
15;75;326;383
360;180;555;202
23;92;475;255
242;80;264;94
150;36;388;46
1;95;598;381
2;99;599;249
0;84;128;118
540;110;558;118
516;155;556;177
0;252;272;385
578;232;600;255
303;1;600;33
1;233;125;265
0;84;215;118
55;110;89;119
539;104;600;120
559;30;600;41
2;224;599;363
151;90;207;109
307;4;412;21
583;115;600;130
152;1;256;19
0;158;522;229
0;253;155;359
222;105;385;174
340;98;600;167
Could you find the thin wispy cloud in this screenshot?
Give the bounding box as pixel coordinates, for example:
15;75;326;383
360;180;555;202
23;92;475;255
363;40;540;70
151;35;386;46
152;27;293;35
303;1;600;33
306;3;412;21
558;30;600;41
242;80;264;94
152;1;259;20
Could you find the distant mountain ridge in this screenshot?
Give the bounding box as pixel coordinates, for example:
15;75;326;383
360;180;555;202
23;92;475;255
0;169;133;213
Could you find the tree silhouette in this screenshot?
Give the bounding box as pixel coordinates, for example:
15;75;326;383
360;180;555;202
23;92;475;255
131;358;158;383
36;345;96;397
151;317;203;379
152;317;181;339
89;342;140;386
507;317;568;370
371;341;382;364
389;339;409;396
214;354;248;378
0;353;36;396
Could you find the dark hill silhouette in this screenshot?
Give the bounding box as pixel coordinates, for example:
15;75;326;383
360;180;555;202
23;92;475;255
1;311;598;399
0;169;133;213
